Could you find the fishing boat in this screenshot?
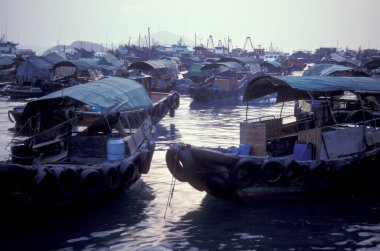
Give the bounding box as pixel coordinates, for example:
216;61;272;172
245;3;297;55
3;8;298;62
166;75;380;202
0;77;155;208
7;75;180;129
188;58;263;103
0;85;44;99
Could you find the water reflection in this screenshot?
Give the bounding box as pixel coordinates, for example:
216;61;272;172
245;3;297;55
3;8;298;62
166;196;380;250
1;95;380;250
0;180;155;251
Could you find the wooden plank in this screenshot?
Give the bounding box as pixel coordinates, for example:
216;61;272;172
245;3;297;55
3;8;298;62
264;118;283;139
298;128;322;159
240;122;267;156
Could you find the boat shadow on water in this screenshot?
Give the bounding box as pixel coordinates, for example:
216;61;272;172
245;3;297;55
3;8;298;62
0;179;155;251
168;195;380;250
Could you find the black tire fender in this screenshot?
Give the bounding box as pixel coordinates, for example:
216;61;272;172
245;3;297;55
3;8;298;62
261;159;284;184
33;167;59;199
230;158;260;188
80;168;102;200
99;165;121;190
166;145;194;182
137;149;152;174
170;92;180;109
119;159;137;186
283;160;303;184
51;166;81;198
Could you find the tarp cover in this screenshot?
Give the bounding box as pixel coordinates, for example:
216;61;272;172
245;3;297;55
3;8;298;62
302;64;368;76
243;75;380;102
16;56;53;83
70;59;101;71
0;56;15;66
18;77;153;124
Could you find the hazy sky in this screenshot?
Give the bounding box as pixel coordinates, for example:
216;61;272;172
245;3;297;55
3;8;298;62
1;0;379;54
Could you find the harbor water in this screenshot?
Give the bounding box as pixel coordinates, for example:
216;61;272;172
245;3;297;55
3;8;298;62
1;96;380;250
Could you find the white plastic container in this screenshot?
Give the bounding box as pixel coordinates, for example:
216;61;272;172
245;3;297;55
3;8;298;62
107;137;125;161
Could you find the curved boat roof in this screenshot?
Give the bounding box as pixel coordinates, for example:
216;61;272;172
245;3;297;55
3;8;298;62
303;64;369;77
243;75;380;102
128;59;172;71
18;77;152;124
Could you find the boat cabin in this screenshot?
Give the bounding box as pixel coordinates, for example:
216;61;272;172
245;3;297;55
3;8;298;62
240;75;380;160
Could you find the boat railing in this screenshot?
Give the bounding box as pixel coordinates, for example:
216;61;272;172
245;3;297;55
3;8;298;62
246;115;276;122
323;115;380;131
32;118;75;149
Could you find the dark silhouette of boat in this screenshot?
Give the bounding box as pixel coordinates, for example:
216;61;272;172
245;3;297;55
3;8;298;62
166;75;380;202
0;77;156;208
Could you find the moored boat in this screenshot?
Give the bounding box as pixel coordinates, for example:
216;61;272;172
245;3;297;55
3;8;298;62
166;75;380;202
7;75;180;129
0;77;155;208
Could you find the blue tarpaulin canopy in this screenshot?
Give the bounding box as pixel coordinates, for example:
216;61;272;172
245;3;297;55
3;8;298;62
302;64;369;77
18;77;153;125
243;75;380;102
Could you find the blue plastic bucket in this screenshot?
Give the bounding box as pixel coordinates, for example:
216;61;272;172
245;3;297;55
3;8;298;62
293;141;313;160
239;144;251;155
227;147;239;155
107;138;125;161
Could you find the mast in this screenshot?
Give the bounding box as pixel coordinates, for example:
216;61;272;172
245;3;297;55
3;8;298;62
148;27;151;59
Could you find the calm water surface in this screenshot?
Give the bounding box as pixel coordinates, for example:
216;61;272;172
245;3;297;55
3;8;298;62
1;95;380;251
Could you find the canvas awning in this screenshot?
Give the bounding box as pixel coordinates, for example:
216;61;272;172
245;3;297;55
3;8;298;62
243;75;380;102
18;77;153;125
302;64;369;77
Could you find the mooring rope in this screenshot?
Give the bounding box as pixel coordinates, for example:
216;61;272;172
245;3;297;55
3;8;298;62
164;151;178;218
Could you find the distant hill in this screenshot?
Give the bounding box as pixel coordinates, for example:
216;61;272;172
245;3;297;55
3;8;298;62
42;31;194;56
43;41;106;55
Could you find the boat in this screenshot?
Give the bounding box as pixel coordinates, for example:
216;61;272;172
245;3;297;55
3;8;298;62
0;85;44;99
0;77;155;208
127;59;179;92
166;75;380;202
188;58;263;103
7;75;180;129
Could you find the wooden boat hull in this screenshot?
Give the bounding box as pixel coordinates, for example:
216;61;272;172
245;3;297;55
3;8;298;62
166;143;380;202
188;85;242;102
0;138;155;208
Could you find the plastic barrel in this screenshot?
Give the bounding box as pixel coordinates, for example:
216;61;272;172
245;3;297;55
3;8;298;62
293;141;313;160
239;144;251;156
107;138;125;161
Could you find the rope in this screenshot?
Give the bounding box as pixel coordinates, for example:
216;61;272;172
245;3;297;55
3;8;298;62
164;151;178;218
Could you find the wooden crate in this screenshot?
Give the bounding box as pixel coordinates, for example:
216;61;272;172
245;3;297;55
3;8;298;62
240;122;267;156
